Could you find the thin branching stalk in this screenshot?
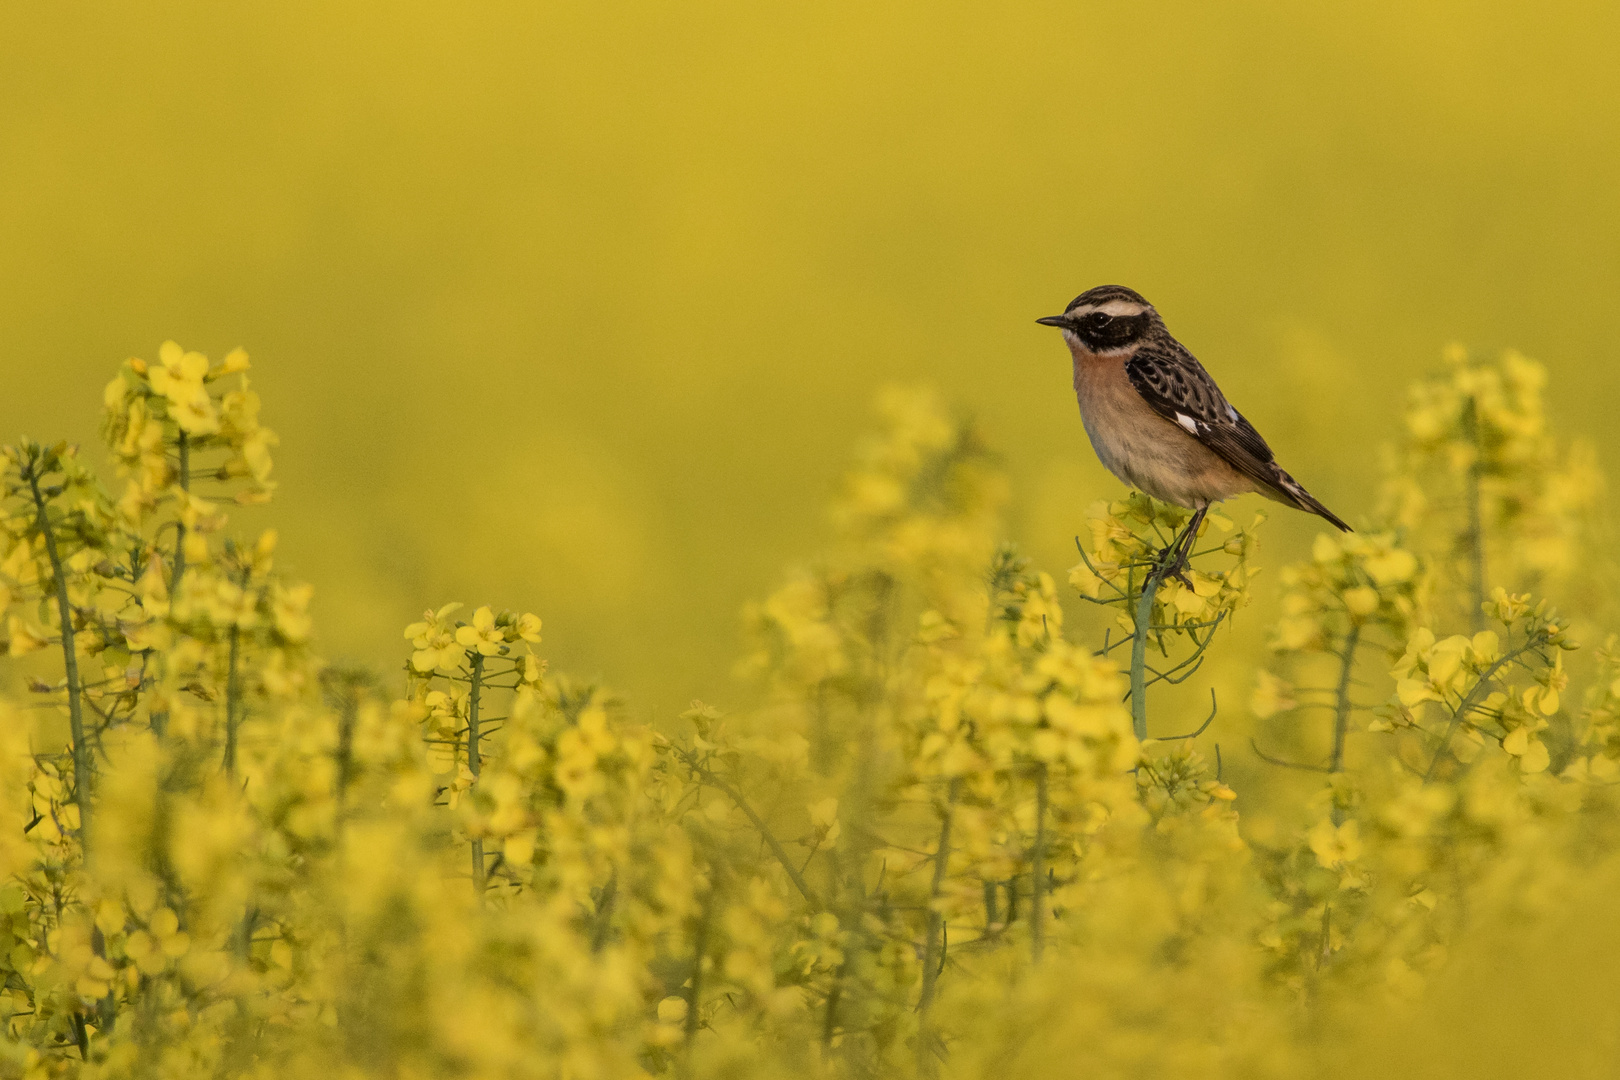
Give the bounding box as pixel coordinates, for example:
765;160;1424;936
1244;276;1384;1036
25;454;92;851
916;777;959;1075
1423;634;1548;783
1160;689;1218;741
1030;764;1048;964
1142;613;1227;689
678;749;821;908
467;651;486;898
1251;738;1332;773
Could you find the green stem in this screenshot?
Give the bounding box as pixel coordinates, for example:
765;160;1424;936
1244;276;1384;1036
1330;626;1361;775
467;652;486;898
917;778;959;1075
169;430;190;597
1030;764;1048;964
332;677;360;851
685;887;713;1056
1129;573;1162;742
1329;625;1362;826
26;456;92;853
235;906;258;962
1462;397;1486;633
1129;512;1206;741
590;870;618;953
150;431;192;742
222;571;248;776
822;962;843;1052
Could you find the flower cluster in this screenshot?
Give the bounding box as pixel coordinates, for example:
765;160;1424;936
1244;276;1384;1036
1381;588;1571;777
1068;493;1259;744
1249;529;1425;781
1245;348;1600;999
1566;637;1620;783
1382;344;1601;619
102;341;276;522
1069;493;1258;632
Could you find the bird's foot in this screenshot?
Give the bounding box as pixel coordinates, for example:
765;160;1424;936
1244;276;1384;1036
1160;507;1210;588
1153;545;1194;588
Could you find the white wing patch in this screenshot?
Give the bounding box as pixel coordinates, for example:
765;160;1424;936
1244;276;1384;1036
1175;412;1199;435
1227;405;1238;422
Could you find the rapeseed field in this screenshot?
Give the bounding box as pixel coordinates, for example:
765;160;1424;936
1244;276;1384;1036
4;4;1619;1077
1;341;1617;1077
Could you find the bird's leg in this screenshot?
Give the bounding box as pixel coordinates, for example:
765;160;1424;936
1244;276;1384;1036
1149;542;1188;587
1157;506;1208;586
1172;505;1209;575
1151;526;1182;573
1151;549;1189;589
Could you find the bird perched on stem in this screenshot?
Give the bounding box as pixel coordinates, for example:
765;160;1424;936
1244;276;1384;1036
1039;285;1350;574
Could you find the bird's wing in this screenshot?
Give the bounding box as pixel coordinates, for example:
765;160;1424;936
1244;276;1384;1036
1124;341;1353;531
1123;340;1282;492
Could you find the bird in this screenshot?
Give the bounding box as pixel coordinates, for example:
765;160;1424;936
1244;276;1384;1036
1038;284;1350;573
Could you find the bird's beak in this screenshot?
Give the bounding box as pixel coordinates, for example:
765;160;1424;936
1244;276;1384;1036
1036;315;1072;328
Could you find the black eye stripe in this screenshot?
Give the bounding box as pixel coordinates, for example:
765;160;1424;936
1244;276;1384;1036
1076;312;1147;348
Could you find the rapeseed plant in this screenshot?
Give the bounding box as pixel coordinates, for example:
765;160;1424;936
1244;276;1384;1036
0;345;1617;1079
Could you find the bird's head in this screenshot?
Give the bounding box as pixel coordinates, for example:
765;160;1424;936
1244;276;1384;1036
1037;285;1159;354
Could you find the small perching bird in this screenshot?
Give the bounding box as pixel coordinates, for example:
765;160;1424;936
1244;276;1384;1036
1039;284;1350;570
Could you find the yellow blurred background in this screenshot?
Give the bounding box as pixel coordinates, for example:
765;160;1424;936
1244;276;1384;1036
2;1;1617;715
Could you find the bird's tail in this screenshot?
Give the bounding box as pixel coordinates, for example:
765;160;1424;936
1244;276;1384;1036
1264;466;1353;532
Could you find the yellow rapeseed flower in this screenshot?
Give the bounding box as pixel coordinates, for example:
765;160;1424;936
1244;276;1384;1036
455;605;506;656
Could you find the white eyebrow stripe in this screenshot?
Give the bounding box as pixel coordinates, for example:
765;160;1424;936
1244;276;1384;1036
1175;413;1199;435
1068;299;1148;318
